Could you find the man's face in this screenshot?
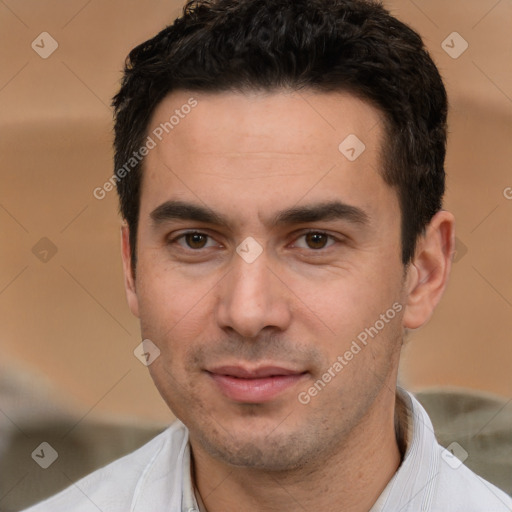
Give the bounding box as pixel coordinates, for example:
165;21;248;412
124;90;408;470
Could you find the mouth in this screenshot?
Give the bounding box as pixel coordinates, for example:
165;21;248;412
205;365;308;403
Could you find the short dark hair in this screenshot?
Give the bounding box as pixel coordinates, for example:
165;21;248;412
113;0;447;274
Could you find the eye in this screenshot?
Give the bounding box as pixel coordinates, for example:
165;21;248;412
171;231;218;250
293;231;337;250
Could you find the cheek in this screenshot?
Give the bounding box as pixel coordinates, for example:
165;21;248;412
135;261;218;368
136;257;206;324
146;354;207;422
290;260;400;332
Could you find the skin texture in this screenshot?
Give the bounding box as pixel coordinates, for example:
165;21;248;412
121;89;455;512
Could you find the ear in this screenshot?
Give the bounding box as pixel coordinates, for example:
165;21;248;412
402;210;455;329
121;222;140;318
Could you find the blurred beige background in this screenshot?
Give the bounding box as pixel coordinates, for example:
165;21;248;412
1;0;511;430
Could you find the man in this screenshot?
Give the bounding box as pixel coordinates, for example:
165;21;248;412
23;0;512;510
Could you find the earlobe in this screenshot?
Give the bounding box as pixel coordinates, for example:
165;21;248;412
121;223;140;318
402;210;455;330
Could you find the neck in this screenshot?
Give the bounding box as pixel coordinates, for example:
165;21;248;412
191;388;408;512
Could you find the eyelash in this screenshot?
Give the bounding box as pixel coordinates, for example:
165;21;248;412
168;230;339;251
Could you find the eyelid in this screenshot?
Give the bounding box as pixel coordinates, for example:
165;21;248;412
289;229;340;249
168;230;221;249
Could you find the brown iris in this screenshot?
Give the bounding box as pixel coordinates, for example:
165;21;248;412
185;233;208;249
305;232;328;249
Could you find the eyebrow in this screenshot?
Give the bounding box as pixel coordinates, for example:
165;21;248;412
150;199;370;228
272;201;369;226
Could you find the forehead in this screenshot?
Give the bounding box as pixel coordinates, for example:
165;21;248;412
149;89;383;157
140;89;397;229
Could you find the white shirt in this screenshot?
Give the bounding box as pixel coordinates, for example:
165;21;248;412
23;389;512;512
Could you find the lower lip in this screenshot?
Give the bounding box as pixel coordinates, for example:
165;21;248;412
208;373;305;403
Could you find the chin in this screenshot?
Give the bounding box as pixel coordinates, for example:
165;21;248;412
190;418;327;472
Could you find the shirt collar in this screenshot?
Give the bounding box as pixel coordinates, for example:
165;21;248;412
130;422;201;512
370;387;440;512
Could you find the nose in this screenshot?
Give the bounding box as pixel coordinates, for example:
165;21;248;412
215;249;292;339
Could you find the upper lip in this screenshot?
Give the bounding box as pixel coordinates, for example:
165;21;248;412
207;365;305;379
